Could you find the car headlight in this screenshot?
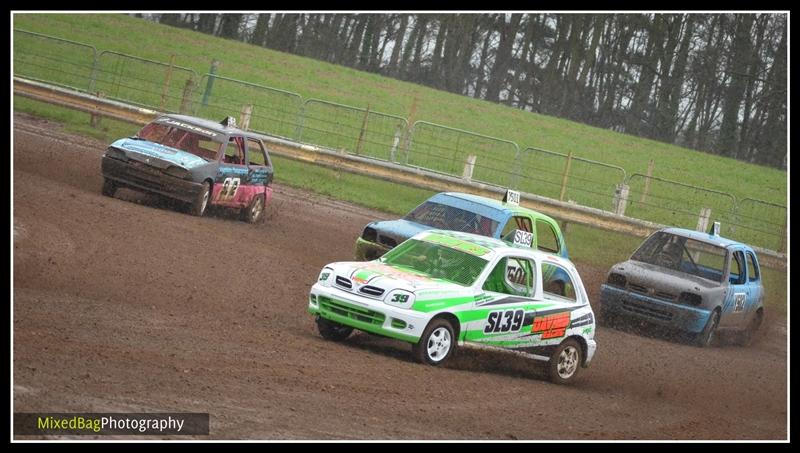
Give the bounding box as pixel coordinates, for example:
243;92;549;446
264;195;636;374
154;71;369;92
384;289;415;309
362;225;377;242
678;292;702;306
318;267;334;287
104;147;128;161
164;165;190;179
607;272;627;288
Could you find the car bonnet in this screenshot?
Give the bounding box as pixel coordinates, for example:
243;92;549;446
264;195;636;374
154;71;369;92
111;137;210;169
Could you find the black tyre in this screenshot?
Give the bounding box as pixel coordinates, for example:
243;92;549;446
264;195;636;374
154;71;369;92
412;318;456;365
101;178;117;197
316;317;353;342
547;338;583;385
694;309;720;347
190;182;211;217
242;194;265;224
736;309;763;347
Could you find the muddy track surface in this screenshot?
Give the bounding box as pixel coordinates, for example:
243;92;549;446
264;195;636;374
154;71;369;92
13;113;787;440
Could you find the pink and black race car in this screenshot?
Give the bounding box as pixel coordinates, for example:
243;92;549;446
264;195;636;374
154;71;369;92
101;114;274;223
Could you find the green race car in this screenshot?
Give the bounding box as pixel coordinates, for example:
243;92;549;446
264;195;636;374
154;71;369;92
309;229;597;384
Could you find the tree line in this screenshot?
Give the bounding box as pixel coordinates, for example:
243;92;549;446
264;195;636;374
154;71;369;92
150;13;787;169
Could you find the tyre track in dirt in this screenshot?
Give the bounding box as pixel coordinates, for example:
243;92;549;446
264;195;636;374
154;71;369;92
12;113;787;439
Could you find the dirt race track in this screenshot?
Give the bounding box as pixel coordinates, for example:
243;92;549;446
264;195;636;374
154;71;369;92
13;113;788;440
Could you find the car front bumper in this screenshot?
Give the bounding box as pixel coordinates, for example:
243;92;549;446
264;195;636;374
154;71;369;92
599;284;711;333
101;156;204;203
308;283;427;344
353;237;392;261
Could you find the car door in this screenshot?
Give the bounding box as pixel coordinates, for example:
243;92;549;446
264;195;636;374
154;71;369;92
742;250;763;321
535;260;591;344
462;255;540;348
214;135;249;207
243;138;273;204
720;248;750;328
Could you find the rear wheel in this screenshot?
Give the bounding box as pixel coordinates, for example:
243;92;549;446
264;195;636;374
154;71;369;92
412;318;456;365
190;182;211;217
694;309;720;347
737;309;763;347
316;317;353;342
242;194;265;224
101;178;117;197
547;338;582;385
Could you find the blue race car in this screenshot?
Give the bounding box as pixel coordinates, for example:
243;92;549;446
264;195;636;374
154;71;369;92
599;226;765;347
354;191;571;295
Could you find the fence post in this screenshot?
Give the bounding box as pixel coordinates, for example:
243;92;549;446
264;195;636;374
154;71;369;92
559;151;574;201
179;78;195;114
90;91;105;128
640;159;655;203
389;125;403;163
401;96;419;164
239;104;253;131
159;54;176;112
355;104;370;155
201;59;219;107
696;207;712;232
88;51;100;93
462;155;477;182
612;183;630;216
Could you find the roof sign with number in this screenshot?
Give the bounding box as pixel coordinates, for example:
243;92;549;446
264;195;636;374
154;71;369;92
502;189;520;206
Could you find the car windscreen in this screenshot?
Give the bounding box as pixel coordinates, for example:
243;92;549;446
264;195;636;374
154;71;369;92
403;201;500;237
380;239;489;287
631;232;727;283
136;121;223;161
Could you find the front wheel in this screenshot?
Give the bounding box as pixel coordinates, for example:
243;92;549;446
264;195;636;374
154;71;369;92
316;317;353;342
694;309;720;347
547;338;583;385
101;178;117;197
190;182;211;217
412;318;456;365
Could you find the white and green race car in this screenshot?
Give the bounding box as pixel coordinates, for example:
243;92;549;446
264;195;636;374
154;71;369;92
308;229;597;384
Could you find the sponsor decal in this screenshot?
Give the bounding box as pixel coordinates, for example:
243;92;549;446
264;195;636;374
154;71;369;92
531;312;571;339
157;118;218;137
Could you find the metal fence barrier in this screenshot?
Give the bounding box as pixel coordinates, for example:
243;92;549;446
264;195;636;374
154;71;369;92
296;99;408;162
94;51;198;114
13;29;98;93
405;121;521;188
625;173;738;231
727;198;787;252
517;147;627;211
193;74;303;140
